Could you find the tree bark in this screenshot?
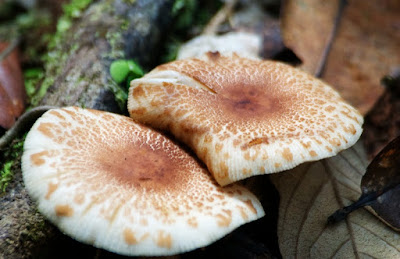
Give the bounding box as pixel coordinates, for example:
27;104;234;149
0;0;174;258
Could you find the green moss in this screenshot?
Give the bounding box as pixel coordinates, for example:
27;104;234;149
24;68;45;99
0;139;24;193
29;0;93;106
56;17;72;34
49;0;93;50
29;72;55;106
51;0;91;35
63;0;92;18
122;0;137;5
0;162;13;193
16;11;51;31
103;30;125;60
101;9;143;107
112;82;129;107
120;19;130;30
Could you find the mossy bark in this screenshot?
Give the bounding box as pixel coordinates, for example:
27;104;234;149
36;0;173;111
0;0;174;258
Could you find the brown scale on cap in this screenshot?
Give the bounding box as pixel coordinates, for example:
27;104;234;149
21;107;264;256
128;52;363;186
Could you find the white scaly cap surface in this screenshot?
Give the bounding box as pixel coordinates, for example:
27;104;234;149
128;52;364;186
21;107;265;256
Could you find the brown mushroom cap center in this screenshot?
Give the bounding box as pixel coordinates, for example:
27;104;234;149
94;139;189;192
220;84;284;118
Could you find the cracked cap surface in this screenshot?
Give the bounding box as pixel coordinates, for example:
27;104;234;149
21;106;264;256
128;52;363;186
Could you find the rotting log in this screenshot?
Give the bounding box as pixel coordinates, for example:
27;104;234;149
0;0;174;258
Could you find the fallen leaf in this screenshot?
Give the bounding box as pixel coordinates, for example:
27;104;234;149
281;0;340;73
271;142;400;258
281;0;400;115
0;41;26;129
363;69;400;160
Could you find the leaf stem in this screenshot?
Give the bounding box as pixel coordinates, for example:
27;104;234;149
315;0;348;78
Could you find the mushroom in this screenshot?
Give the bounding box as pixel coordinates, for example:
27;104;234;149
128;52;363;186
177;31;262;60
21;106;264;256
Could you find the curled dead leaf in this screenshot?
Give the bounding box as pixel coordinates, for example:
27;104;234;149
271;142;400;258
329;136;400;231
362;136;400;199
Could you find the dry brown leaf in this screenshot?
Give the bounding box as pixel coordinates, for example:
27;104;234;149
0;83;15;129
271;142;400;258
281;0;400;115
281;0;339;73
363;69;400;160
0;42;26;129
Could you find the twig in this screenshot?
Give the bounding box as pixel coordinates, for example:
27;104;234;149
202;0;238;35
0;38;20;62
0;106;58;150
314;0;348;78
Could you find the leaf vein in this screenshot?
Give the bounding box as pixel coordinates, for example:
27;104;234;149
326;160;360;188
351;221;400;253
330;238;351;259
282;164;312;234
323;160;361;259
296;177;326;257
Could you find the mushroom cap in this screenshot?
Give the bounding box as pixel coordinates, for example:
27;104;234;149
21;107;264;256
177;32;262;60
128;52;363;186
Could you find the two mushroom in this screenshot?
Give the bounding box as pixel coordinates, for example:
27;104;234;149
21;52;363;256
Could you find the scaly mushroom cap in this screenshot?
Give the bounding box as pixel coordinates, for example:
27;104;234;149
128;52;363;186
21;107;264;256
